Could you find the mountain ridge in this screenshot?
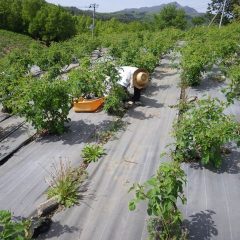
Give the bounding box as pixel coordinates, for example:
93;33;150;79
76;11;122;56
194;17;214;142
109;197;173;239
65;2;203;22
114;2;200;16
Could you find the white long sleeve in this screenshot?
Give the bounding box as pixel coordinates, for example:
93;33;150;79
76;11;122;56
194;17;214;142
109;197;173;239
117;66;138;88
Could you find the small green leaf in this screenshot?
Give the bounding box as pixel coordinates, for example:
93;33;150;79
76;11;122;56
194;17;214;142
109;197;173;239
129;201;136;211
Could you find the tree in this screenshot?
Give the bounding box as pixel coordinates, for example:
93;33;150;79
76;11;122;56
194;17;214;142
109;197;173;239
0;1;9;29
233;4;240;21
192;15;207;26
8;0;24;32
154;5;187;30
22;0;46;29
0;0;24;32
75;15;92;33
28;5;76;44
207;0;240;24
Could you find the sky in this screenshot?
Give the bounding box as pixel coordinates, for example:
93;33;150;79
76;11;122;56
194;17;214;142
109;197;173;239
46;0;211;13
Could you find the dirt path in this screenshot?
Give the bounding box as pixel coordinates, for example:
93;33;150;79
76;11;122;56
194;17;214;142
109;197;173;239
39;54;181;240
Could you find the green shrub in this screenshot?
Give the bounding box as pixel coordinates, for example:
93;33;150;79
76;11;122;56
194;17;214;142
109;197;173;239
129;161;186;240
0;49;32;111
0;210;31;240
15;77;71;134
0;46;72;134
224;64;240;103
81;144;105;164
0;30;40;59
173;98;240;168
103;85;127;116
68;60;120;99
47;160;87;208
181;24;240;87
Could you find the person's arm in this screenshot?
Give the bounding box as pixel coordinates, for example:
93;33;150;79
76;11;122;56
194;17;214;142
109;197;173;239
130;67;138;88
130;75;134;88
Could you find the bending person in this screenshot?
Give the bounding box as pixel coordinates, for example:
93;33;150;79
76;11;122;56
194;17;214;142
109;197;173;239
117;66;149;105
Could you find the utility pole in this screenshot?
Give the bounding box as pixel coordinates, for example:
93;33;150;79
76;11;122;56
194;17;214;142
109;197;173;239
89;3;99;38
219;0;228;28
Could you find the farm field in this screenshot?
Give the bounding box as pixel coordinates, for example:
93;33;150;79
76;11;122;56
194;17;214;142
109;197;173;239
0;1;240;239
1;48;240;239
0;52;182;238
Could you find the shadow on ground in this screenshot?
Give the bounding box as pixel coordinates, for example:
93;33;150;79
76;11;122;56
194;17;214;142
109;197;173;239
36;119;118;145
183;210;218;240
152;68;178;79
126;107;155;120
126;95;164;121
144;83;171;97
189;144;240;174
0;123;30;142
36;220;79;239
191;77;225;93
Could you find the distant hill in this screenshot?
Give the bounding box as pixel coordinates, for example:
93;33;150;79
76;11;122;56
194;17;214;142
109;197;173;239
65;2;202;22
117;2;200;17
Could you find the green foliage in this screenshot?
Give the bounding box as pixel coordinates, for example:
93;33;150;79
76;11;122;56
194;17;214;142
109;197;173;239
0;0;24;33
0;49;32;111
14;77;71;134
0;42;73;134
66;34;100;59
154;5;187;30
47;160;87;208
207;0;239;24
30;42;72;79
22;0;46;26
233;4;240;22
147;217;187;240
81;144;105;164
224;64;240;102
69;61;119;99
103;85;127;116
181;24;240;86
0;30;41;59
28;4;76;45
75;15;92;34
106;29;182;73
68;60;128;117
0;210;31;240
95;18;147;35
129;161;186;240
173;98;240;168
0;19;183;134
191;16;207;26
0;0;75;44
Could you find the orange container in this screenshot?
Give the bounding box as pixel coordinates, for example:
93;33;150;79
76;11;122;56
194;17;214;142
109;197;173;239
73;97;105;112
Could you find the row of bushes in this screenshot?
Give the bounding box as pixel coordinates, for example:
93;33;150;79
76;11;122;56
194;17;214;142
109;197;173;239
126;24;240;237
129;97;240;239
0;28;182;134
180;23;240;97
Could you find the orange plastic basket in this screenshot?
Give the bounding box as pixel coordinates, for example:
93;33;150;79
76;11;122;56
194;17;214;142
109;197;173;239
73;97;105;112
